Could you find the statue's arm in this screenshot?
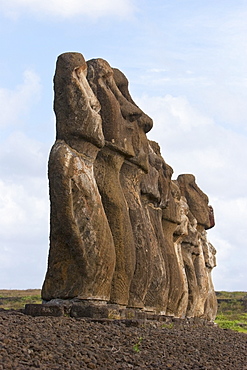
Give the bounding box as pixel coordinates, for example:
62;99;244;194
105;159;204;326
49;141;87;268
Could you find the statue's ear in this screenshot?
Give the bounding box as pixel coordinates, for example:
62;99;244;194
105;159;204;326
74;65;84;79
87;64;98;95
87;64;95;80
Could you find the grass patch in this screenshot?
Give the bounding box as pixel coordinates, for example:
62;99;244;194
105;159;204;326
215;313;247;334
133;337;143;353
162;323;174;329
215;291;247;299
215;291;247;334
0;289;41;310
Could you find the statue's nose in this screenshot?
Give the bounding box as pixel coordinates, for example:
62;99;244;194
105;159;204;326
119;98;143;122
138;112;153;133
119;96;153;132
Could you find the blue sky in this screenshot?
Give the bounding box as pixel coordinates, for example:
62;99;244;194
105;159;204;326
0;0;247;291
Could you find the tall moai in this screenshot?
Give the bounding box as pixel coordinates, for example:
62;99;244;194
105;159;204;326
42;53;116;302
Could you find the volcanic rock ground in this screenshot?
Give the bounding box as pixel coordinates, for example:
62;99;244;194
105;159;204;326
0;309;246;369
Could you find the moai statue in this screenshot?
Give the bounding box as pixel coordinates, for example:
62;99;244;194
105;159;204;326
202;233;217;320
140;141;170;313
162;182;189;318
179;210;200;317
177;174;216;317
87;58;142;306
42;53;116;302
177;174;215;231
112;68;155;309
193;225;211;317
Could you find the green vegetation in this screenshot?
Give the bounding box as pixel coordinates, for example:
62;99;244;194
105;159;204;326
0;289;41;310
215;291;247;334
162;323;174;329
215;291;247;300
215;313;247;333
133;337;143;353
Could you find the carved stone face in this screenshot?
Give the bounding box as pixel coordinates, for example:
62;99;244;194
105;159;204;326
87;58;152;164
201;231;217;269
112;68;153;135
162;180;182;223
113;68;153;172
177;174;214;230
140;142;161;203
208;205;215;229
54;52;104;148
175;196;189;236
148;140;173;208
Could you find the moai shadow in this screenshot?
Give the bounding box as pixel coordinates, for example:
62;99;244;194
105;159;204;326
42;53;116;302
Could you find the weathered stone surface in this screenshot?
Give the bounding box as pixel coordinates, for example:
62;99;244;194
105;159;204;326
140;142;169;313
87;58;137;306
177;174;215;230
181;219;201;317
121;159;154;309
175;176;217;320
162;184;189;318
25;304;64;317
42;53;116;302
202;236;218;320
42;52;218;321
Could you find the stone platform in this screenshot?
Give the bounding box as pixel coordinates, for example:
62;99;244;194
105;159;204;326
24;302;215;327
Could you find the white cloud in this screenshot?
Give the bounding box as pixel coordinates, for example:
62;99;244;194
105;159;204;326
0;133;49;243
0;172;49;289
0;131;47;178
0;70;41;128
139;94;247;195
0;236;49;289
199;86;247;131
0;0;136;20
138;94;212;136
0;129;50;288
137;93;247;291
209;196;247;291
0;178;48;240
148;68;169;73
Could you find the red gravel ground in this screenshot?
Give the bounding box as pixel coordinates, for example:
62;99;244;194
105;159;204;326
0;309;246;369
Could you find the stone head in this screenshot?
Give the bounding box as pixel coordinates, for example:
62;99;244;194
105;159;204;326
54;52;104;148
174;196;189;237
87;58;152;165
162;180;181;224
112;68;153;134
201;231;217;269
113;68;153;172
148;140;173;207
177;174;214;230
